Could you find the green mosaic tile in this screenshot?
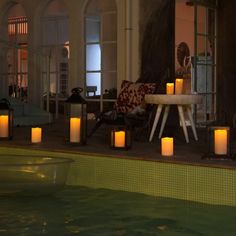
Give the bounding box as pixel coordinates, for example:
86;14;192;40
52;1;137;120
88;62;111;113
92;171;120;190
1;147;236;206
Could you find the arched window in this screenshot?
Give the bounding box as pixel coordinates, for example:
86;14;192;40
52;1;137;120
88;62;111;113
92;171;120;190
41;0;69;115
85;0;117;113
6;3;28;101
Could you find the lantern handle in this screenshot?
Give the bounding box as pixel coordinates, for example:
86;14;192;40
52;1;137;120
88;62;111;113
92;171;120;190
71;87;83;94
0;98;11;108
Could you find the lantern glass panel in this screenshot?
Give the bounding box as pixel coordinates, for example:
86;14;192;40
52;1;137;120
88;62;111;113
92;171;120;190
111;127;131;150
203;126;231;159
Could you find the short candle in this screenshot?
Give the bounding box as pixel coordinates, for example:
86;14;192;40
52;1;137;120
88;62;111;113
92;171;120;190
214;129;227;155
175;78;183;94
0;115;9;138
31;127;42;143
166;83;174;94
114;131;125;148
161;137;174;156
70;117;81;143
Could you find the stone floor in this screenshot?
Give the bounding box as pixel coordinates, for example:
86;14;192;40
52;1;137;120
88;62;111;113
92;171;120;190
1;117;236;169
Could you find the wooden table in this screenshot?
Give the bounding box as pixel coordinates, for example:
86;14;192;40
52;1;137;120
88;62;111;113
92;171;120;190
145;94;203;143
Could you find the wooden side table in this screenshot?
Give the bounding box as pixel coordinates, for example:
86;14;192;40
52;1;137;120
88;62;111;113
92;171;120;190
145;94;203;143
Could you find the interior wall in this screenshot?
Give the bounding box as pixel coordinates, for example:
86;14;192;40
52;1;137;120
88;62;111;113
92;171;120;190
217;0;236;125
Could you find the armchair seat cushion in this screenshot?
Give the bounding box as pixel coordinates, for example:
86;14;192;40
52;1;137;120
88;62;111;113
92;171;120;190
114;80;156;113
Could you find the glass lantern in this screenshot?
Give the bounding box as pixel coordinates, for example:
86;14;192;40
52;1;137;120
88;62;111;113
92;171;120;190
64;88;87;145
111;126;131;150
202;126;232;159
0;98;13;140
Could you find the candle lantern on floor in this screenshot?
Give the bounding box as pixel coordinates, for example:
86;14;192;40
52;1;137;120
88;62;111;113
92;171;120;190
161;137;174;156
64;87;87;145
202;126;232;159
111;127;131;150
0;99;13;140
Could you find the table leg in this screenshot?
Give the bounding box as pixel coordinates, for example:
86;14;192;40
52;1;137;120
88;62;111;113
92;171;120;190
177;105;189;143
158;105;170;139
186;106;198;141
149;104;163;142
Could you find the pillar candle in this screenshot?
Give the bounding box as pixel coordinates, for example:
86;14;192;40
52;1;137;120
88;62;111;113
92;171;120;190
31;127;42;143
166;83;174;94
175;78;183;94
161;137;174;156
114;131;125;148
0;115;9;138
214;129;227;155
70;117;81;143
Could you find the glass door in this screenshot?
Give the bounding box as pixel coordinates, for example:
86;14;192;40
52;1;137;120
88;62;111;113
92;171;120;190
192;0;217;125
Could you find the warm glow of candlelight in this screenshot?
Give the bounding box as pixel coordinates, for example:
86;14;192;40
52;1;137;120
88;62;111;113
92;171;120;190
31;127;42;143
175;78;183;94
0;115;9;138
114;131;125;148
161;137;174;156
70;117;81;143
214;129;227;155
166;83;174;94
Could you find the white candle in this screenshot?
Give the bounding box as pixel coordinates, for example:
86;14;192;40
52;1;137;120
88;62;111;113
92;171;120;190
114;131;125;148
0;115;9;138
166;83;174;94
31;127;42;143
161;137;174;156
214;129;227;155
175;78;183;94
70;117;81;143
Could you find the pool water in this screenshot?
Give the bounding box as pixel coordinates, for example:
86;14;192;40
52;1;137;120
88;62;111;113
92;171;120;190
0;186;236;236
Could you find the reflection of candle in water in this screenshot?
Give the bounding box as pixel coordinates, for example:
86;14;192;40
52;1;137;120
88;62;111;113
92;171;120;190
175;78;183;94
166;83;174;94
114;131;125;148
31;127;42;143
214;129;227;155
161;137;174;156
70;118;81;143
0;115;9;138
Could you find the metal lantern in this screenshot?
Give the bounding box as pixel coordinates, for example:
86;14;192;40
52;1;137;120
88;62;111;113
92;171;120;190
64;88;87;145
0;98;13;140
111;126;131;150
202;126;232;160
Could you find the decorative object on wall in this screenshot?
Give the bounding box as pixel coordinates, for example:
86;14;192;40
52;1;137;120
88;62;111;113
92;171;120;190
64;87;87;145
202;126;232;160
111;127;131;150
0;99;13;140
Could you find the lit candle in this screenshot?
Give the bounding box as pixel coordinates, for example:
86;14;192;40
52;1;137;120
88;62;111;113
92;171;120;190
0;115;9;138
31;127;42;143
166;83;174;94
114;131;125;148
70;117;81;143
161;137;174;156
214;129;227;155
175;78;183;94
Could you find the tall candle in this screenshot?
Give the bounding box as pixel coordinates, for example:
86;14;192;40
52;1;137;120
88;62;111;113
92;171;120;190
161;137;174;156
31;127;42;143
70;117;81;143
166;83;174;94
214;129;227;155
0;115;9;138
114;131;125;148
175;78;183;94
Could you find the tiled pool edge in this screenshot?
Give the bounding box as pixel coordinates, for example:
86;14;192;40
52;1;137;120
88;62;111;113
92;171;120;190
0;147;235;206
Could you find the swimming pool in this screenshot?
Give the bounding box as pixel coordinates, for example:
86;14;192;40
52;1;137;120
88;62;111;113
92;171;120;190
0;186;235;236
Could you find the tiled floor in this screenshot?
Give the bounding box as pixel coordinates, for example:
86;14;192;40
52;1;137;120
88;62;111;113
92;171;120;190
1;117;236;169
